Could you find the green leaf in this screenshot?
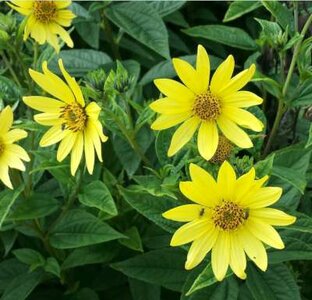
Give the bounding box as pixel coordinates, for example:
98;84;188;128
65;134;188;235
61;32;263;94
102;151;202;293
75;21;100;49
62;243;117;270
105;2;170;58
129;278;161;300
119;226;143;252
49;49;112;77
223;1;262;22
246;264;300;300
148;1;186;17
254;154;275;178
78;180;117;216
284;212;312;234
44;257;61;278
111;248;188;292
183;25;257;50
13;249;45;271
0;76;21;104
255;18;283;44
49;209;124;249
306;123;312;148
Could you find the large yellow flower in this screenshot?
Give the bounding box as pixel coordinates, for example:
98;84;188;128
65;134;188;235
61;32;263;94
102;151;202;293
8;0;75;52
150;45;264;160
23;59;108;176
0;106;30;189
163;162;295;281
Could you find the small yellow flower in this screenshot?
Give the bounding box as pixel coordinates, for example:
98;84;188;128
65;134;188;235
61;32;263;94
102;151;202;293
150;45;264;160
163;162;295;281
0;106;30;189
23;59;108;176
8;0;75;52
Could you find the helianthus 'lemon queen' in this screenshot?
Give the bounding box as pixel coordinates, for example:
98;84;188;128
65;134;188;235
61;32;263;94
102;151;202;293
163;161;295;281
0;106;30;189
23;59;108;176
150;45;264;160
8;0;75;52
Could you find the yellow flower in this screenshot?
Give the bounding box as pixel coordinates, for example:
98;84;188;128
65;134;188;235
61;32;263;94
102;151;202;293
150;45;264;160
163;161;296;281
8;0;75;52
0;106;30;189
23;59;108;176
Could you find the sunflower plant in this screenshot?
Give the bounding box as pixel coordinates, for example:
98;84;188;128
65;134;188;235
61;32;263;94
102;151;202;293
0;1;311;300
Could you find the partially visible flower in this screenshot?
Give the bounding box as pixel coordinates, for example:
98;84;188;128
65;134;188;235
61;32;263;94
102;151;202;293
150;45;264;160
163;162;295;281
0;106;29;189
211;136;233;164
8;0;75;52
23;59;108;176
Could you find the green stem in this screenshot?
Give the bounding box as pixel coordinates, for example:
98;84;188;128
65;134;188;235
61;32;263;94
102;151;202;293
1;51;22;88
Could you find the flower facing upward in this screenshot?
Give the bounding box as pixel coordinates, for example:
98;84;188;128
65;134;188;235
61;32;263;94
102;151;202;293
0;106;30;189
163;162;295;281
23;59;108;176
8;0;75;52
150;45;264;160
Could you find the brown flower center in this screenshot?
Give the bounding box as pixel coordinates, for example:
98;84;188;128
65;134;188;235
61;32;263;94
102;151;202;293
60;103;87;132
212;200;246;231
33;0;57;23
193;90;221;121
211;136;233;163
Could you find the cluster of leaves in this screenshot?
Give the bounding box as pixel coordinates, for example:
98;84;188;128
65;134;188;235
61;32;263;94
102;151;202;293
0;1;311;300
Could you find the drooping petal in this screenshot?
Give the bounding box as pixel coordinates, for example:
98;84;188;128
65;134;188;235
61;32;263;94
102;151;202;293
168;116;200;156
39;125;65;147
217;161;236;200
23;96;64;113
30;22;46;44
196;44;210;93
50;23;73;48
250;208;296;226
57;131;77;162
0;106;13;134
163;204;204;222
221;91;263;108
149;97;193;115
88;121;103;161
86;102;101;120
229;233;247;280
70;131;83;176
84;123;95;174
151;113;191;130
0;165;12;189
197;121;219;160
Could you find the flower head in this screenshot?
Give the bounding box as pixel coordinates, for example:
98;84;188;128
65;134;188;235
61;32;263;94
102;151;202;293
150;45;264;160
0;106;30;189
8;0;75;52
23;59;108;176
163;161;295;281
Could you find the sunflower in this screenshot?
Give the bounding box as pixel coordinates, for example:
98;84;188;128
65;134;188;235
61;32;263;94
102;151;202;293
0;106;30;189
150;45;264;160
8;0;75;52
23;59;108;176
163;161;295;281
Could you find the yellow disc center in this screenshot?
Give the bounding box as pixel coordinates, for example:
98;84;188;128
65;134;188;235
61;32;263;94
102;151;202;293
193;90;221;121
212;200;245;231
61;103;87;132
33;0;57;23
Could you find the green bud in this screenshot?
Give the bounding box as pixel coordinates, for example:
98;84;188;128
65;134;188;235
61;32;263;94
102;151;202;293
0;13;16;33
84;68;107;92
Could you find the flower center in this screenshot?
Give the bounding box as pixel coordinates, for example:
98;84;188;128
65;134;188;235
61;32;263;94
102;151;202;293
212;200;245;231
60;103;87;132
193;90;221;121
33;0;57;23
211;136;233;163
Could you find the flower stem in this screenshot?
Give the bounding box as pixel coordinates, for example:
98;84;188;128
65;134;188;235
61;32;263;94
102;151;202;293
0;51;22;88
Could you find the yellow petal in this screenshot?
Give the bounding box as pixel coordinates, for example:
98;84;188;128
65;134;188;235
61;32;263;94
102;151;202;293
23;96;64;112
46;24;60;52
57;131;76;162
0;106;13;134
250;208;296;226
163;204;204;222
234;167;256;202
168;116;200;156
211;231;230;281
58;59;84;106
196;45;210;92
7;2;31;15
154;79;195;102
34;113;62;126
39;126;65;147
30;22;46;45
92;120;108;143
222;91;263;108
246;219;284;249
84;124;95;175
172;58;202;94
170;219;211;246
222;106;264;132
10;1;33;9
50;23;74;48
3;152;26;171
179;181;212;206
229;233;247;280
6;144;30;162
149;97;193;115
55;0;71;9
217;161;236;200
87;121;103;161
217;115;253;148
197;121;218;160
151;113;191;130
210;55;234;95
0;164;12;189
185;226;218;270
56;9;76;27
219;64;256;97
85;102;101;119
70;132;83;176
243;187;282;208
4;129;28;144
24;14;36;40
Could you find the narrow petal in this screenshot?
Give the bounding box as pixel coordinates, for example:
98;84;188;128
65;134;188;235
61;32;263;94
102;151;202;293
10;1;33;9
163;204;204;222
210;55;235;95
24;14;36;40
170;219;211;246
217;161;236;200
34;113;62;126
23;96;64;112
151;113;191;130
84;124;95;174
6;144;30;162
197;121;218;160
185;226;218;270
217;115;253;149
3;152;26;171
149;97;193;115
250;208;296;226
57;131;77;162
0;165;12;189
211;231;230;281
229;233;247;280
244;187;282;209
70;132;83;176
4;129;27;144
222;106;264;132
196;45;210;93
222;91;263;108
234;167;256;202
54;0;71;9
168;116;200;156
30;22;46;45
56;9;76;27
88;121;103;161
46;25;60;52
39;126;65;147
7;2;31;15
50;23;74;48
0;106;13;134
179;181;212;206
85;102;101;120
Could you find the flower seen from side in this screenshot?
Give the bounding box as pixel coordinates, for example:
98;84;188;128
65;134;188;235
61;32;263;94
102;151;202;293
8;0;75;52
0;106;30;189
150;45;264;161
163;161;296;281
23;59;108;176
